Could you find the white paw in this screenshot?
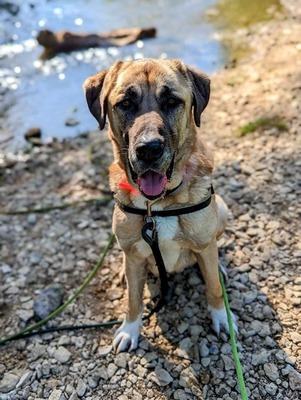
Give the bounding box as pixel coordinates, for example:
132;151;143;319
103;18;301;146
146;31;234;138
208;305;238;337
113;314;142;353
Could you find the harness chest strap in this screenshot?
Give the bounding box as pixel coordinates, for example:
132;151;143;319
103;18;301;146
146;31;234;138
115;184;214;217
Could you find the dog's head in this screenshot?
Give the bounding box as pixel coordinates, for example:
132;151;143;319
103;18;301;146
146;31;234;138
83;59;210;199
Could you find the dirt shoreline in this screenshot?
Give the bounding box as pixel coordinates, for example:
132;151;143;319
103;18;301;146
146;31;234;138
0;1;300;399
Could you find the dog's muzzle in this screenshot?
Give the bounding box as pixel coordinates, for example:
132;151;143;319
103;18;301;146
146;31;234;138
129;147;175;200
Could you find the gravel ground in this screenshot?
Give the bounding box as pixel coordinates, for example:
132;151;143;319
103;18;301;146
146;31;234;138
0;1;301;399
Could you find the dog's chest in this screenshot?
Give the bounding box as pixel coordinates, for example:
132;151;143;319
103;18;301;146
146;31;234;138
135;215;181;273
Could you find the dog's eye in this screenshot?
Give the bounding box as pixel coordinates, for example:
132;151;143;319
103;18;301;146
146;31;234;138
118;99;132;110
166;97;182;108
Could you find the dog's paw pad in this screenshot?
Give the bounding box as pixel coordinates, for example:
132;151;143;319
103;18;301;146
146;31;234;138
113;315;142;353
208;305;238;337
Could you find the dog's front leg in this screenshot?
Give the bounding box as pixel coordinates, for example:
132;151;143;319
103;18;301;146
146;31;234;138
113;252;147;353
195;239;237;336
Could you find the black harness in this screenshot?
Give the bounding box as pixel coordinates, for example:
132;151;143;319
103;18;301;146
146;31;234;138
115;184;214;316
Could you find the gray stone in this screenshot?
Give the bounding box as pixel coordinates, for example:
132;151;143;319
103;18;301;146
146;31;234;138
115;353;128;369
265;383;278;396
96;366;109;381
27;213;37;224
290;332;301;344
251;350;270;366
294;277;301;285
16;371;33;389
0;372;20;393
174;389;190;399
53;346;72;364
15;309;34;322
199;341;209;357
30;343;46;361
221;354;235;371
107;363;118;379
76;378;87;397
149;367;173;386
135;364;147;378
69;393;79;400
177;322;189;334
98;345;112;357
0;263;12;274
29;251;43;265
221;343;232;355
190;325;203;336
49;389;63;400
188;275;202;286
139;339;150;350
201;357;211;367
178;337;192;352
142;351;158;365
34;283;64;320
179;367;198;390
286;366;301;391
264;363;279;381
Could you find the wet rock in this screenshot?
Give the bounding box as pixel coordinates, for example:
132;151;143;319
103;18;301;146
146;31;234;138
65;118;79;126
24;127;42;141
34;283;64;320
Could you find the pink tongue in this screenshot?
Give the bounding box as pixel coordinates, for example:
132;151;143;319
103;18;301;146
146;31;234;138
138;171;167;197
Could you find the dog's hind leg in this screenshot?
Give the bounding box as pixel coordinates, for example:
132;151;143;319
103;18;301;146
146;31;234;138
113;252;147;353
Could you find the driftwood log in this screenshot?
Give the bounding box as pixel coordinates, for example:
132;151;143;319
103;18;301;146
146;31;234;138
37;27;156;56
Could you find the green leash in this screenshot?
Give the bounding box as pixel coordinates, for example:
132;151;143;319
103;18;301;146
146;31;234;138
219;264;248;400
0;235;117;345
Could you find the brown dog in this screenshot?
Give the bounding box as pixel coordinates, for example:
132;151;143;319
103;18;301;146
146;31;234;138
83;59;237;353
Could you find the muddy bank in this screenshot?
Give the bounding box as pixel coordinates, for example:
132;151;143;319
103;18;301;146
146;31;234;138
0;1;301;399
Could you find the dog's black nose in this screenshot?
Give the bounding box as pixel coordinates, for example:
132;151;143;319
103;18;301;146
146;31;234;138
136;140;164;162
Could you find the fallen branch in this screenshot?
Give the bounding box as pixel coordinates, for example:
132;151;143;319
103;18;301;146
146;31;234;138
37;27;156;55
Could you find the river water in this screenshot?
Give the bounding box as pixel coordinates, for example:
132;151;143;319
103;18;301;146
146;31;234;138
0;0;281;150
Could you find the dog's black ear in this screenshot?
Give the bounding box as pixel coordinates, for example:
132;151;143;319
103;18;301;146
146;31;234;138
83;70;108;130
187;67;210;127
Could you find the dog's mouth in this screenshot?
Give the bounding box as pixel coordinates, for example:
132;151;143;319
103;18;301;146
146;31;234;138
129;156;174;200
138;171;167;199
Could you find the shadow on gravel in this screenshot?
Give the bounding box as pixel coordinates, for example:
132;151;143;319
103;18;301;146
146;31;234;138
136;134;301;399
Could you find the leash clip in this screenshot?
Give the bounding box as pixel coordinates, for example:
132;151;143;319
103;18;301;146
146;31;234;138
142;200;158;246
